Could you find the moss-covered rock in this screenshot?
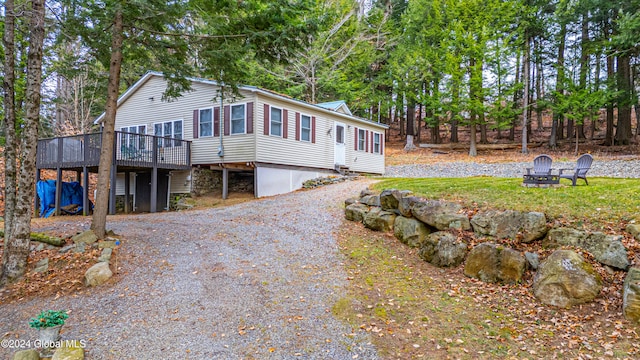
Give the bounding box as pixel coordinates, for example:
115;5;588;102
419;231;467;268
52;340;85;360
345;203;369;223
393;216;431;248
12;349;40;360
72;230;98;245
623;267;640;323
411;200;471;231
533;250;602;309
544;228;629;270
463;242;525;283
626;224;640;241
363;207;396;232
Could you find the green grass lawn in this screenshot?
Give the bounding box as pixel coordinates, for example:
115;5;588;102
371;177;640;225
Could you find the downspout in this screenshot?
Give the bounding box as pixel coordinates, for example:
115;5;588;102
218;83;225;158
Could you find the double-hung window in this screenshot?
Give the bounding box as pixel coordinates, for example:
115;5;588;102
300;114;311;142
373;133;381;154
270;107;282;136
231;104;246;135
154;120;183;148
120;125;146;150
199;108;213;137
358;129;366;151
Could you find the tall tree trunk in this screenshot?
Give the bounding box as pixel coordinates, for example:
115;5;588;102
2;0;17;248
398;96;405;139
522;33;530;154
604;17;615;146
605;52;615;145
480;113;487;144
416;101;422;143
635;104;640;136
469;56;480;156
509;49;520;141
577;12;588;139
535;39;543;130
615;54;632;145
451;63;461;143
591;53;601;139
92;9;124;239
2;0;45;284
550;22;567;148
431;78;441;144
404;101;416;150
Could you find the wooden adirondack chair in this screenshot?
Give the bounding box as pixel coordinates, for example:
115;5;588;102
525;154;553;175
559;154;593;186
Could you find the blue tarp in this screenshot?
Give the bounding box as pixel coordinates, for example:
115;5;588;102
36;180;90;218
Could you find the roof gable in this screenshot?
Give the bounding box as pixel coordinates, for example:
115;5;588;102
316;100;352;115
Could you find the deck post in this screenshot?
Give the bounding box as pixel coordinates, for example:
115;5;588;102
109;164;117;215
35;169;41;216
222;168;229;200
151;167;158;213
55;168;62;216
83;166;89;216
124;171;131;214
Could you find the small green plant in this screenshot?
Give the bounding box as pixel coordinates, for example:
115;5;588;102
29;310;68;329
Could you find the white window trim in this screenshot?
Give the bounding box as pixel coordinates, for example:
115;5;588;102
199;107;214;138
270;106;283;137
153;119;184;148
300;113;312;142
373;132;381;154
357;128;366;151
230;103;247;135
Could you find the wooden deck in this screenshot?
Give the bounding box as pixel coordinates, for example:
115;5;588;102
36;131;191;216
37;131;191;171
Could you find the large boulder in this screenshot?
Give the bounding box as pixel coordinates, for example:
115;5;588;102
463;242;526;283
627;224;640;241
544;228;629;270
543;227;586;248
72;230;98;245
471;210;523;239
360;195;380;207
363;207;396;232
419;231;468;268
345;203;369;222
521;212;548;243
582;233;629;270
84;262;113;287
411;200;471;231
52;340;85;360
471;210;547;242
623;267;640;323
12;350;40;360
394;216;431;248
398;196;421;218
533;250;602;309
380;189;412;213
344;197;359;207
360;189;375;198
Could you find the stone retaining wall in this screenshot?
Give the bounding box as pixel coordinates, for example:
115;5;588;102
345;188;640;324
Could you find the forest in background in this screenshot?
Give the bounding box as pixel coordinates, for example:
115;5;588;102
2;0;640;156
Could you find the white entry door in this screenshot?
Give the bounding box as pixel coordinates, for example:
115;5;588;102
334;122;346;166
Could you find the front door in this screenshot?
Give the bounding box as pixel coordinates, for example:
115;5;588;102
334;122;346;166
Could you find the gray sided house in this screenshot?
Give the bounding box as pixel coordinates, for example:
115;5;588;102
99;72;386;209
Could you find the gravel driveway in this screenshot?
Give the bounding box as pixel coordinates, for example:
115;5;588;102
1;180;378;360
